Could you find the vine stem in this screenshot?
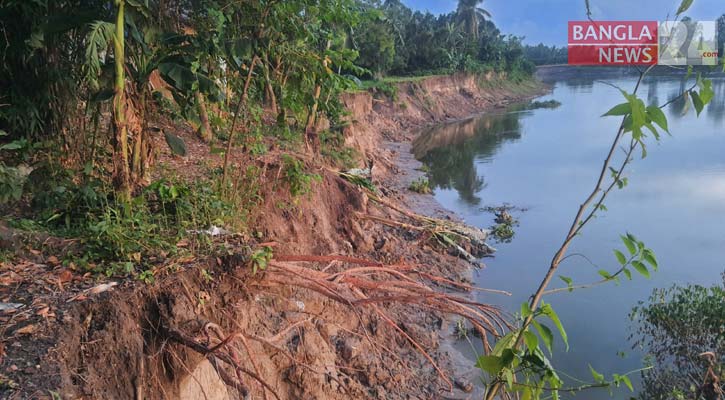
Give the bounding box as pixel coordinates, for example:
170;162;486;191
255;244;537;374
483;65;655;400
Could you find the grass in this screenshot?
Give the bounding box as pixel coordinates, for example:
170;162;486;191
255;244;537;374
5;160;263;279
408;177;432;194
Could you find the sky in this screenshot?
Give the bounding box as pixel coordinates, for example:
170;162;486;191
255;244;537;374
402;0;724;46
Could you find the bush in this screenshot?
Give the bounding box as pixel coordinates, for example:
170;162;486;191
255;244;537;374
630;275;725;399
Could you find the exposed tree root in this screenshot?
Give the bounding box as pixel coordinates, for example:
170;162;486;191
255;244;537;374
254;257;510;391
164;323;282;400
163;253;508;398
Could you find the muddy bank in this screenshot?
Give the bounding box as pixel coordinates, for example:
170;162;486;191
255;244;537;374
0;73;545;400
341;73;546;223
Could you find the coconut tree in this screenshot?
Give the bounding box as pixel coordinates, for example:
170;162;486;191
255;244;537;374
456;0;491;39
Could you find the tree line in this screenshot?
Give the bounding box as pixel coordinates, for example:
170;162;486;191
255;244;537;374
354;0;534;78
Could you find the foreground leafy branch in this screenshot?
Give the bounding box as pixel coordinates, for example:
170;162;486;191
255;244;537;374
482;2;718;398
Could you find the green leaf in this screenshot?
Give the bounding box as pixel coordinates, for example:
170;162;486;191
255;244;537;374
589;365;605;383
697;78;715;106
622;268;632;280
620;375;634;391
0;130;7;137
631;260;650;278
520;302;533;318
83;21;116;88
627;94;646;131
644;122;660;141
643;249;658;270
0;141;23;150
532;320;554;355
690;90;704;116
540;303;568;350
621;235;637;256
476;355;504;375
492;331;518;356
602;102;631;117
646;105;669;133
558;275;574;292
614;249;627;265
163;131;187;156
676;0;694;15
598;269;613;280
523;330;539;353
501;348;516;367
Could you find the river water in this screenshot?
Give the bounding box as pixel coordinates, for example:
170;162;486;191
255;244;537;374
412;70;725;398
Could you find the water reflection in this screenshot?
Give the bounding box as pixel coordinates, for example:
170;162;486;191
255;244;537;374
412;110;524;205
412;74;725;398
416;77;724;208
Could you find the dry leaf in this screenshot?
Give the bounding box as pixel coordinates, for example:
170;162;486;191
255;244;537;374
58;269;73;283
69;294;88;302
46;256;60;266
87;282;118;295
176;239;190;248
177;255;196;264
15;324;37;335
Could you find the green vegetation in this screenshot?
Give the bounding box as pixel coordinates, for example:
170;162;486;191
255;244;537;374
354;0;534;79
524;43;568;65
281;155;321;199
0;0;539;282
408;177;432;194
630;275;725;399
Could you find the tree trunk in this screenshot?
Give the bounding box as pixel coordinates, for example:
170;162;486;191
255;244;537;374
262;53;278;114
195;91;213;142
112;0;131;203
305;81;322;134
304;40;331;149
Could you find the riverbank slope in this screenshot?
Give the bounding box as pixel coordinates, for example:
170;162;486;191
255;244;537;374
0;73;546;399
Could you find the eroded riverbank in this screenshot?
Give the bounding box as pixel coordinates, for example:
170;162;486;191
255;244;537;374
1;73;547;399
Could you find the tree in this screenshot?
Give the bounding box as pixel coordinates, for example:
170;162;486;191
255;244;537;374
112;0;131;202
353;7;396;78
456;0;491;39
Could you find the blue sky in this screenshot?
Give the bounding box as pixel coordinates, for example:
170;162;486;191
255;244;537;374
402;0;724;45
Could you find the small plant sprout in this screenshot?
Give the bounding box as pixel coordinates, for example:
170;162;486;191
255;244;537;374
250;246;274;275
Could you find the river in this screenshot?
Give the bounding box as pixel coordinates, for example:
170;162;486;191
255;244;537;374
412;69;725;398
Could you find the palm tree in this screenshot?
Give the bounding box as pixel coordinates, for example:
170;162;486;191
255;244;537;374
456;0;491;39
